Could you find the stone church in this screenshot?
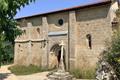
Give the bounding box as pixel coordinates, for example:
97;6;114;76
14;0;119;70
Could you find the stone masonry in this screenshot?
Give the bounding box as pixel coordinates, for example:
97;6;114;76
14;0;119;71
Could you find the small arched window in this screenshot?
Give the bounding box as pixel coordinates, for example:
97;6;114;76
86;34;92;49
37;28;40;33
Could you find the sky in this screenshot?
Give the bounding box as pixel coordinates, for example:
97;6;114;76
15;0;109;19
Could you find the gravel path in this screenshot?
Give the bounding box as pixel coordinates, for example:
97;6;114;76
0;65;49;80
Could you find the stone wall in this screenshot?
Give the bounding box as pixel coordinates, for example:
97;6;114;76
47;12;69;69
75;4;112;69
14;12;69;68
14;43;29;65
14;3;115;71
47;12;69;32
14;16;45;66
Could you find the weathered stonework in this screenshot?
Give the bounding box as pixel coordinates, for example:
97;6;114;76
75;4;112;69
14;1;119;71
69;11;77;69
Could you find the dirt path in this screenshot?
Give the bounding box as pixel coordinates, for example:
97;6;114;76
17;72;49;80
0;65;49;80
0;65;18;80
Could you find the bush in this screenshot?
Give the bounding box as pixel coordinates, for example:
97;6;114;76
0;39;14;67
102;30;120;79
1;43;14;65
8;65;48;75
70;68;96;79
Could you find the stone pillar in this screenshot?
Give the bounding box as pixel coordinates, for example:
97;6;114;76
14;43;18;65
27;22;32;65
42;16;49;68
69;11;77;69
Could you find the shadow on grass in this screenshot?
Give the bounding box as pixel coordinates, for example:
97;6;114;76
0;73;11;80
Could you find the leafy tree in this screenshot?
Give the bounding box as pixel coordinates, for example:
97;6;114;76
0;0;35;67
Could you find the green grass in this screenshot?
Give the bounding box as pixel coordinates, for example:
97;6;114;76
8;65;48;75
69;68;96;79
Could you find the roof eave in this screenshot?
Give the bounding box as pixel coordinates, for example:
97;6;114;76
16;0;112;20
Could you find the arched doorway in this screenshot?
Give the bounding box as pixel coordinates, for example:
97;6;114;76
49;44;65;69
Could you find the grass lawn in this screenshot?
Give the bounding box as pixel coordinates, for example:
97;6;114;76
70;68;96;79
8;65;48;75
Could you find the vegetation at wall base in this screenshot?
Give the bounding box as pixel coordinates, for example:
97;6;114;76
69;68;96;79
101;29;120;79
1;44;14;66
8;65;48;75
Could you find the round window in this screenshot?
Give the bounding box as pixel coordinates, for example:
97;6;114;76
58;19;64;26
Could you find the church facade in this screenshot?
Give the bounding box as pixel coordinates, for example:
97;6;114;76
14;0;119;70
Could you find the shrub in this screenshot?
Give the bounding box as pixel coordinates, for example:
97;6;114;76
8;65;48;75
1;43;14;65
102;30;120;79
70;68;96;79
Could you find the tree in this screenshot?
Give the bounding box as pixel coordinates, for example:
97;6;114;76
0;0;35;67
